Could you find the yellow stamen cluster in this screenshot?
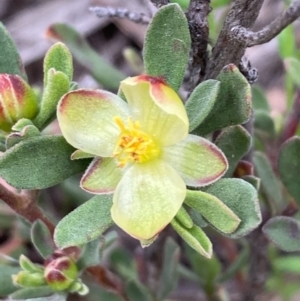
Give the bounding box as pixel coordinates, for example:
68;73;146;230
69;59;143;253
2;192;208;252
113;116;160;167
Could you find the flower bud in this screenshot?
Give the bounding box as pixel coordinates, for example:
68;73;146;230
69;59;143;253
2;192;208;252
0;74;38;131
12;271;46;288
44;255;78;291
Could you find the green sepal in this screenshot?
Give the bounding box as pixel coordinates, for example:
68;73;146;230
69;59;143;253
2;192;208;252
171;219;212;258
202;178;261;238
175;206;193;229
43;42;73;86
263;216;300;252
185;80;220;132
0;22;27;80
31;220;55;259
253;151;284;213
0;135;91;189
193;64;251;136
34;69;70;129
19;255;43;273
156;238;180;300
215;125;252;177
12;271;46;288
185;189;240;234
278;137;300;206
46;23;125;90
143;3;191;91
6;124;40;149
54;195;113;249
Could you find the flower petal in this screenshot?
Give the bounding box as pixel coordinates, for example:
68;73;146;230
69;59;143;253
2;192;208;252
80;157;123;194
163;134;228;187
57;89;130;157
111;159;186;240
120;75;188;145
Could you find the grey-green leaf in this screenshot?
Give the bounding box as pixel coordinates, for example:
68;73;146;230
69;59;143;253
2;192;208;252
278;137;300;206
0;22;27;80
9;286;54;299
185;80;220;132
0;135;90;189
0;265;20;296
156;238;180;300
202;178;261;238
77;237;105;270
144;3;191;91
54;195;113;249
185;190;241;234
251;85;270;112
125;280;152;301
253;151;284;212
263;216;300;252
215;125;252;177
193;64;251;135
46;23;125;90
31;220;55;259
254;111;275;140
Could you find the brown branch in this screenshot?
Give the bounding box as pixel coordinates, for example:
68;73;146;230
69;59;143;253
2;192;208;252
0;184;55;236
89;6;151;25
149;0;169;8
186;0;211;90
205;0;264;80
232;0;300;47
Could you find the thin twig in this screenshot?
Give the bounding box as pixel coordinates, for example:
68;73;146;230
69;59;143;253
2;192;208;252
186;0;211;90
232;0;300;47
89;6;151;25
149;0;169;8
205;0;264;80
0;183;55;235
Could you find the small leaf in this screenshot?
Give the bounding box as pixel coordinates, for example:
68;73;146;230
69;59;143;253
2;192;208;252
253;151;284;212
0;135;90;189
0;22;27;80
54;195;113;249
43;42;73;85
6;125;40;149
203;178;261;238
215;125;252;177
46;23;125;90
156;238;180;300
31;220;55;259
185;245;221;291
26;294;66;301
185;80;220;132
254;111;275;140
194;64;251;135
185;190;240;234
251;85;270;112
171;219;212;258
77;237;105;270
144;3;191;91
9;286;54;299
284;57;300;86
175;206;193;229
263;216;300;252
125;280;152;301
278;137;300;206
0;265;20;296
34;70;70;129
242;175;261;190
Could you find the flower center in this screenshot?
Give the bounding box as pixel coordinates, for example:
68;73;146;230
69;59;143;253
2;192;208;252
113;116;160;167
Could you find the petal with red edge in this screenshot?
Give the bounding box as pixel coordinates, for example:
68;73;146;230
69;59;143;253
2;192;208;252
80;157;123;194
111;159;186;240
162;134;228;187
57;89;130;157
120;75;188;146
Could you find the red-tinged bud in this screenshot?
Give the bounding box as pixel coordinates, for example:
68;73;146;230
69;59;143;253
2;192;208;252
0;74;38;131
44;255;78;291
